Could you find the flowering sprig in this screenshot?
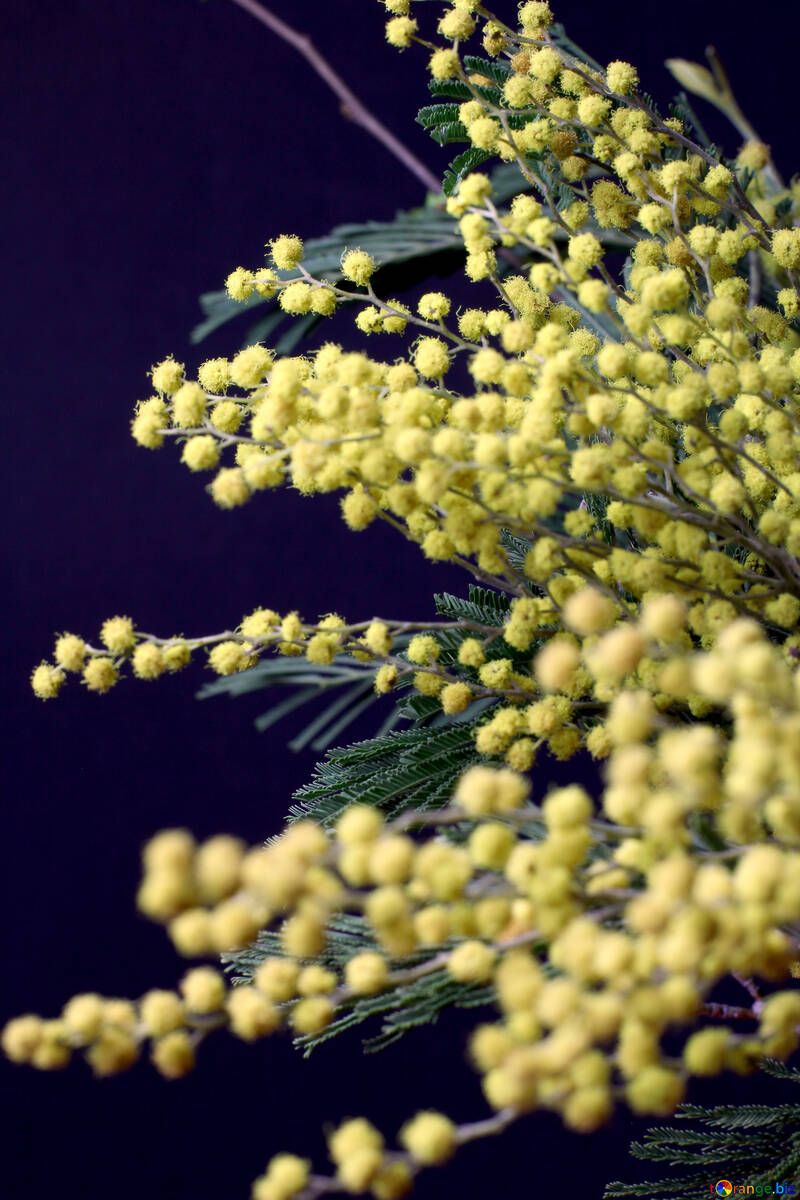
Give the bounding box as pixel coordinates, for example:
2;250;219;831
14;0;800;1196
7;728;800;1194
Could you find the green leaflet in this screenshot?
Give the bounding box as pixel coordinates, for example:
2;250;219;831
223;914;498;1057
416;102;460;129
434;582;511;626
461;55;512;86
442;146;493;197
499;529;534;576
196;654;398;753
427;78;473;101
428;76;505;107
605;1062;800;1199
288;720;487;826
429;120;469;147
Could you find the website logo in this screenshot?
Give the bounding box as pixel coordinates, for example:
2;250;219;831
710;1185;796;1196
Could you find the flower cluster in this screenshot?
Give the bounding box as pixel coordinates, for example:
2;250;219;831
117;0;800;644
15;0;800;1196
7;714;800;1192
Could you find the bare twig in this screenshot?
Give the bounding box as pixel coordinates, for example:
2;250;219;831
704;45;785;194
227;0;442;194
702;1001;757;1022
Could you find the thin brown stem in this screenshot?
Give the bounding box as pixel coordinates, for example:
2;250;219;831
227;0;441;195
701;1001;757;1021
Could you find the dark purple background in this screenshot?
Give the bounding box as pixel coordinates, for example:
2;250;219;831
3;1;798;1197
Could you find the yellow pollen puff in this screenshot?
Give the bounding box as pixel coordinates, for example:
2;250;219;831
341;249;377;285
169;908;213;956
341;487;378;531
100;615;135;655
535;638;580;691
225;266;254;301
626;1066;685;1116
458;638;486;668
385;15;417;47
270;235;303;270
440;681;473;714
140;990;185;1037
240;609;280;641
210;467;250;510
209;400;241;434
131;408;166;448
543;784;592;828
197;357;230;392
589;626;645;680
252;1155;310;1200
455;765;529;815
683;1027;730;1076
172;382;206;427
254;958;299;1003
151;358;184;395
345;952;390;995
606;60;638;94
563;588;618;635
296;965;337;997
413;337;451;378
180;967;226;1013
400;1111;456;1165
407;634;440;665
519;0;553;27
163;641;191;672
639;593;687;642
374;663;398;693
290;996;334;1035
468;822;515;869
151;1030;195;1079
337;804;384;845
61;993;105;1040
772;229;800;271
429;48;461;80
182;435;220;472
132;642;165;680
83;657;118;694
208;899;260;952
438;8;475;39
2;1015;46;1063
363;620;391;656
447;939;497;983
208;640;252;675
54;634;86;672
226;986;281;1042
31;662;65;699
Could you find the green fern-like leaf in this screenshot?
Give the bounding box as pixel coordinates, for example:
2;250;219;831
427;78;473;101
461;54;512;86
442;146;494;197
224;913;504;1057
288;719;486;827
433;583;512;626
605;1077;800;1200
429;120;469;147
761;1058;800;1084
197;654;396;751
416;102;461;130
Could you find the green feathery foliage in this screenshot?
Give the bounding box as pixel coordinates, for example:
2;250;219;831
605;1061;800;1198
225;913;501;1057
